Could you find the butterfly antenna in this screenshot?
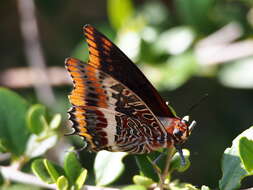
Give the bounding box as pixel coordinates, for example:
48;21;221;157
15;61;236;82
185;93;208;115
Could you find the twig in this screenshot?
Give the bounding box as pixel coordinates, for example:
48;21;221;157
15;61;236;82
197;22;242;47
195;22;253;65
0;153;11;162
196;40;253;65
0;165;120;190
0;67;70;88
1;166;56;189
16;0;55;107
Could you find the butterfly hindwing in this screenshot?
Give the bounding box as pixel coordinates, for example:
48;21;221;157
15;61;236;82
68;105;169;153
65;57;169;152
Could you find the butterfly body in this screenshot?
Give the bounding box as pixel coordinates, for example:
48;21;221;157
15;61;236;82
66;25;195;155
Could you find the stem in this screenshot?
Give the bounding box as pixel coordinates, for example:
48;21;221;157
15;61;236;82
151;148;176;190
161;148;176;189
1;165;55;189
0;165;120;190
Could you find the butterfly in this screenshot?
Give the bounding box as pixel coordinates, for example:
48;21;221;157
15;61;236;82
65;24;196;162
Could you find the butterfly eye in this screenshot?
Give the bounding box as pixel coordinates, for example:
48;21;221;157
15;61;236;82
173;128;183;138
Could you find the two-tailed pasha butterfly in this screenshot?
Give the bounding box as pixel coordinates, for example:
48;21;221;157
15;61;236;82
65;25;196;163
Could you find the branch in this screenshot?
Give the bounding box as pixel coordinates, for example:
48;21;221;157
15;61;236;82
195;22;253;65
1;166;55;189
0;67;71;88
16;0;55;107
0;166;120;190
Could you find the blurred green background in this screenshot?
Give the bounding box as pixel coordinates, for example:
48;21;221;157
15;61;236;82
1;0;253;188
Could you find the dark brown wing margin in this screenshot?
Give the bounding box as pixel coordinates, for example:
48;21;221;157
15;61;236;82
83;24;175;118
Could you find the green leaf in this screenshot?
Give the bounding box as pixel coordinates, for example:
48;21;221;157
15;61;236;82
63;151;84;185
49;113;61;129
32;159;54;184
175;0;215;33
56;176;69;190
169;180;198;190
0;88;29;156
43;159;64;183
26;104;46;135
122;185;146;190
135;152;160;182
133;175;154;187
94;150;128;186
170;149;191;172
219;126;253;190
185;184;199;190
0;139;8;152
239;137;253;173
75;169;88;190
107;0;134;29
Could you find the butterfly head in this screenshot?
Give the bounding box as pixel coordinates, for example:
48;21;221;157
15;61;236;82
171;116;196;145
168;116;196;165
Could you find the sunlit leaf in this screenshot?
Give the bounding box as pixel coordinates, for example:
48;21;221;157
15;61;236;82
75;169;88;190
201;185;211;190
56;176;69;190
117;30;141;61
25;133;58;158
49;113;61;129
154;26;195;55
170;149;191;172
107;0;134;29
140;1;168;26
0;88;29;156
133;175;154;187
219;58;253;89
169;180;198;190
122;185;146;190
94;150;127;186
43;159;64;183
219;126;253;190
239;137;253;173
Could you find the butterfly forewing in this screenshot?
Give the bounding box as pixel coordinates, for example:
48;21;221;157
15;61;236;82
83;25;175;118
66;57;170;153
